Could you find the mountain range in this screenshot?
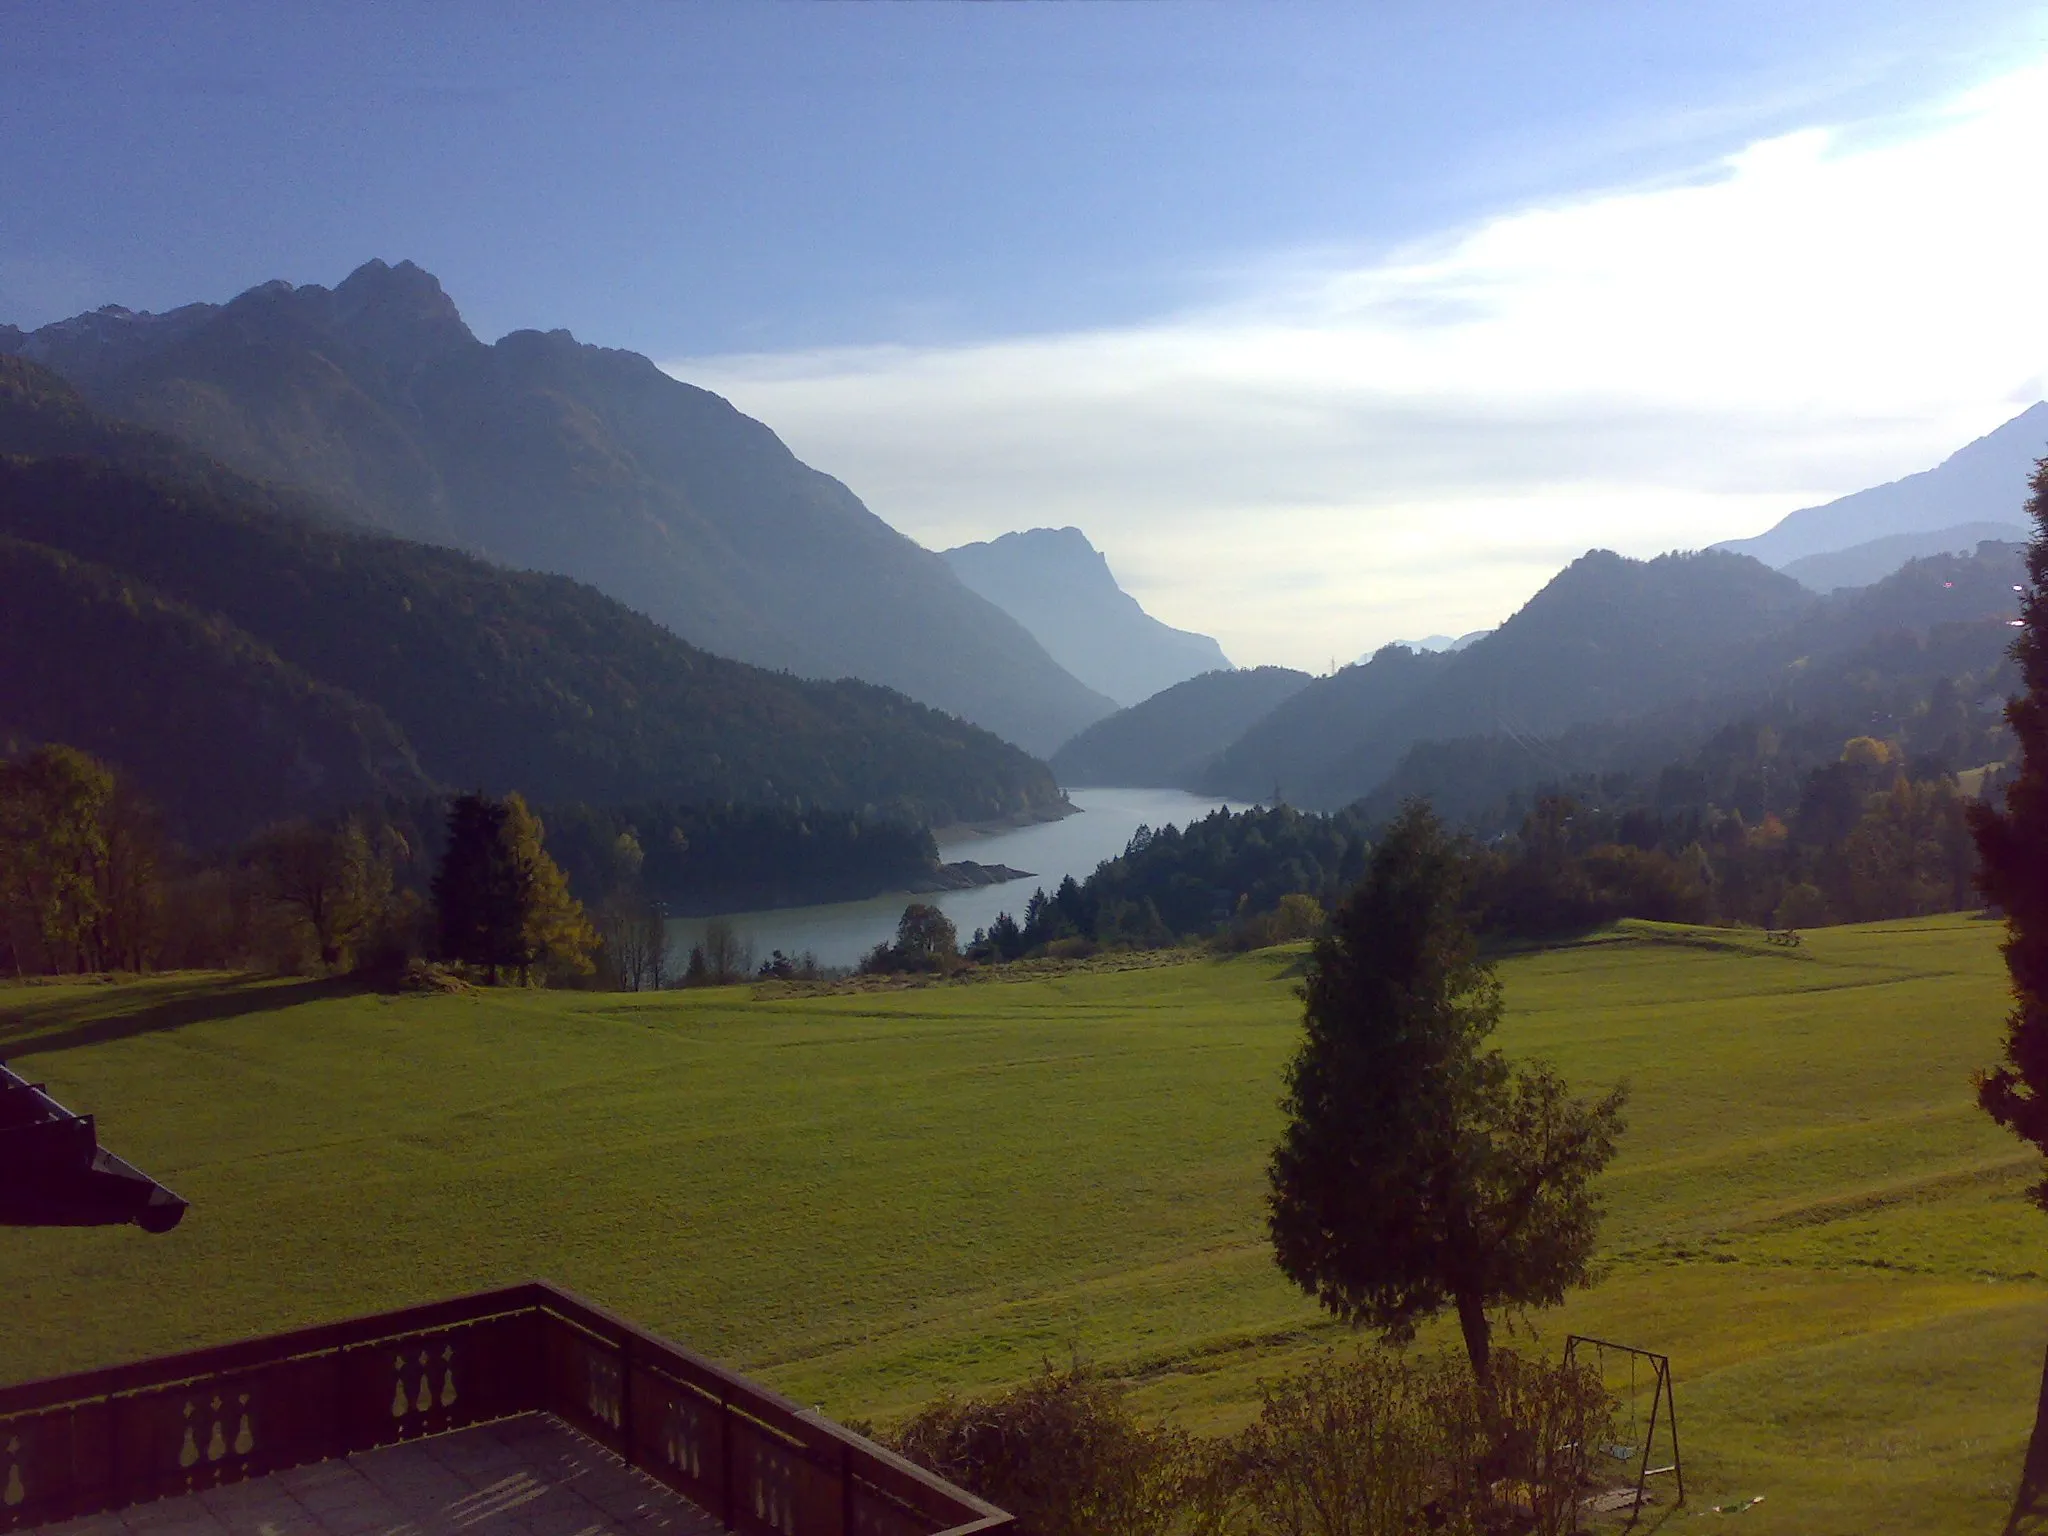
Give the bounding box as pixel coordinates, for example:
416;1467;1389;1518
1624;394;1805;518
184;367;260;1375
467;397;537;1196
4;259;2040;852
1;260;1114;754
1060;540;2026;816
1353;544;2027;831
941;527;1231;708
1714;400;2043;587
0;356;1066;846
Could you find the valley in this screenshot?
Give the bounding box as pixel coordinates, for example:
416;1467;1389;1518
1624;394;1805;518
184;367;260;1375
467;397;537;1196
8;20;2048;1536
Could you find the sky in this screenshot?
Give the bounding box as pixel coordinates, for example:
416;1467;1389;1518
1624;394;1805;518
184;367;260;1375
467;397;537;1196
6;2;2048;669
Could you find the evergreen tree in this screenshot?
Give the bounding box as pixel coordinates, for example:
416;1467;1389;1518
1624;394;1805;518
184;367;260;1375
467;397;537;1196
432;794;520;981
1266;802;1626;1390
1974;457;2048;1195
1967;460;2048;1531
432;792;597;984
987;910;1025;961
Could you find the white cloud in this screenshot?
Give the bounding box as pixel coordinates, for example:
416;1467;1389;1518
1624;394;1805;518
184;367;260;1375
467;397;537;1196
670;59;2048;671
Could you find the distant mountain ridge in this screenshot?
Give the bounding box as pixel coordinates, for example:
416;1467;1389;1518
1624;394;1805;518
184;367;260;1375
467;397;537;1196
1203;550;1825;807
1384;630;1490;657
1057;537;2020;819
1779;524;2028;592
1051;666;1312;787
2;260;1115;753
1353;540;2027;829
1266;545;2020;810
0;355;1068;845
1713;401;2043;573
941;527;1231;709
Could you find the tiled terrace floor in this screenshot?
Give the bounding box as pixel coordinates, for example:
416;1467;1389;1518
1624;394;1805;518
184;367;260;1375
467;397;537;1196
33;1415;726;1536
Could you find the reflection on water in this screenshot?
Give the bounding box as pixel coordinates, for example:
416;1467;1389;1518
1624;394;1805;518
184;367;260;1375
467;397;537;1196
667;786;1244;970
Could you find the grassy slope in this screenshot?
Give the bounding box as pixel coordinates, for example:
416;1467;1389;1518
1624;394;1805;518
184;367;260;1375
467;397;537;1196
2;916;2038;1533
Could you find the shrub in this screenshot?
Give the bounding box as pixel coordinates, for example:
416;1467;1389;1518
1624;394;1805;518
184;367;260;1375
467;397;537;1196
1195;1348;1611;1536
1197;1350;1452;1536
1486;1349;1614;1536
886;1349;1611;1536
1211;892;1328;954
884;1364;1191;1536
1773;880;1831;930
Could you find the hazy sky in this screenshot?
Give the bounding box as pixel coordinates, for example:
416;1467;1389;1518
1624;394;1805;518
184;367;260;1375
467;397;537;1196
6;3;2047;668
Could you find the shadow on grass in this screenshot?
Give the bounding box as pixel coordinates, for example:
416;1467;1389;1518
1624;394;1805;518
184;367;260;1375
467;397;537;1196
1624;1501;1684;1533
0;974;366;1060
2006;1339;2048;1535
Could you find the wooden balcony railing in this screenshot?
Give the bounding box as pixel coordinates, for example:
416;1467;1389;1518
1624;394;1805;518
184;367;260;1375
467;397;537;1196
0;1281;1012;1536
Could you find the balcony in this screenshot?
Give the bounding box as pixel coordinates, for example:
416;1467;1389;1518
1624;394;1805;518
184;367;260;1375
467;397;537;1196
0;1282;1011;1536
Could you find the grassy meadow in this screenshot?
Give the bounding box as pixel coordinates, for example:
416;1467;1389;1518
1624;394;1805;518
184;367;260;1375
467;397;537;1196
3;915;2041;1534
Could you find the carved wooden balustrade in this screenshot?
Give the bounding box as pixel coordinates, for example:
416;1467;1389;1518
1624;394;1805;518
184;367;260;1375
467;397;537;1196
0;1281;1011;1536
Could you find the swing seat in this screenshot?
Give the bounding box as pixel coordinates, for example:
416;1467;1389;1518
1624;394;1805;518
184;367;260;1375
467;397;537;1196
1604;1443;1638;1461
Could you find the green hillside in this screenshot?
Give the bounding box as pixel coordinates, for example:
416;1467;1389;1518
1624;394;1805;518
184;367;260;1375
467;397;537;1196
3;916;2037;1533
0;371;1069;842
0;534;432;845
1051;664;1313;787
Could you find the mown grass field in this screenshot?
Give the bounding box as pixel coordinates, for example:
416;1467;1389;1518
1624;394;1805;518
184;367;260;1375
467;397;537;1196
3;915;2040;1534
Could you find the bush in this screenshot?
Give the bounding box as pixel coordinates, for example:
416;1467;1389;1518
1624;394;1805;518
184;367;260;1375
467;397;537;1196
1198;1350;1453;1536
756;948;829;980
1486;1350;1614;1536
1210;892;1326;954
1773;881;1830;930
884;1364;1192;1536
885;1349;1611;1536
1198;1348;1612;1536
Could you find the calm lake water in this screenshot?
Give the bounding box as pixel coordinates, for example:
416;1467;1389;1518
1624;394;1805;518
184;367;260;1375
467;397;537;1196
668;785;1244;970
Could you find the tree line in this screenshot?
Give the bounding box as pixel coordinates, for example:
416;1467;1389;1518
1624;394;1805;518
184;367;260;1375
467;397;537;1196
0;744;623;987
949;725;2004;968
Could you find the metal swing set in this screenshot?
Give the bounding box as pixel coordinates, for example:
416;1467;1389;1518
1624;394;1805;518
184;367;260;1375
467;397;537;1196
1564;1335;1684;1522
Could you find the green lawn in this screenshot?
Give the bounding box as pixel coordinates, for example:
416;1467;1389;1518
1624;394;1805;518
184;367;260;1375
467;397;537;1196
2;915;2040;1533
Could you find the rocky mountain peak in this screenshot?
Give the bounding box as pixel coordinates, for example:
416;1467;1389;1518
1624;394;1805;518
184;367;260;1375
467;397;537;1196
330;258;476;367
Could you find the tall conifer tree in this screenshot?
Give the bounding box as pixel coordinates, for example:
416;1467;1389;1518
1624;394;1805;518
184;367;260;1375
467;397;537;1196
1267;802;1626;1390
1974;456;2048;1189
1971;459;2048;1533
432;794;519;982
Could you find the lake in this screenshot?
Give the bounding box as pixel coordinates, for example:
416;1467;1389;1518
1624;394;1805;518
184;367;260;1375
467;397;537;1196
667;785;1244;970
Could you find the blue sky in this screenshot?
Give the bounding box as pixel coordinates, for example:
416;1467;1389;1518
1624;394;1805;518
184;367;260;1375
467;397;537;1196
6;2;2047;666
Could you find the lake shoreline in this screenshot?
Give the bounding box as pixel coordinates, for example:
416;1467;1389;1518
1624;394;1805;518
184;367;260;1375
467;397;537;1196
669;787;1244;968
910;859;1037;894
928;797;1079;844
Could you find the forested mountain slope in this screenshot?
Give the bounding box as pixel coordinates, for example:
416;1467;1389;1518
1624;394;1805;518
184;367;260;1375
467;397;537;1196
1197;642;1457;805
1349;541;2027;828
0;533;433;846
1780;523;2027;592
0;364;1069;843
1050;665;1314;787
3;260;1115;753
1200;551;1821;807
